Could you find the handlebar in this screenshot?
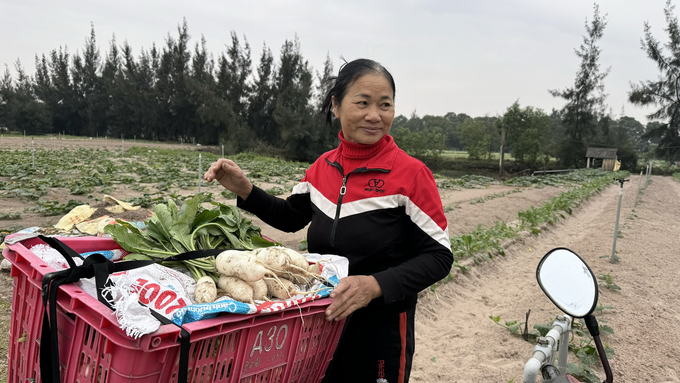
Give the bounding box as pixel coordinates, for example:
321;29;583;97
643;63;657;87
523;315;572;383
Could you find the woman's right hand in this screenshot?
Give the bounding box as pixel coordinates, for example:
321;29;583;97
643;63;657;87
204;159;253;200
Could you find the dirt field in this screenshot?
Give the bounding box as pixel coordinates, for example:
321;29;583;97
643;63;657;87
1;136;676;382
412;175;680;382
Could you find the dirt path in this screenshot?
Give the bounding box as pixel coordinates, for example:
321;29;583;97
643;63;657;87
440;185;566;235
411;175;680;382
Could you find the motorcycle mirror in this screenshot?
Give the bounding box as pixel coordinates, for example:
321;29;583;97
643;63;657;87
536;248;598;318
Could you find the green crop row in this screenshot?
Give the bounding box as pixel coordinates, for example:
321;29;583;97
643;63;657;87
448;169;629;264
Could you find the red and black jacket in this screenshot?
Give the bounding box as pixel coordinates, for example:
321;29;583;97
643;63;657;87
238;134;453;308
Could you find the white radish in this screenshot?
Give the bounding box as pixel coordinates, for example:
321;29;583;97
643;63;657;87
264;277;296;299
217;275;254;303
254;247;290;273
308;262;320;275
264;277;329;300
249;279;269;301
194;276;217;304
281;248;309;270
216;250;270;282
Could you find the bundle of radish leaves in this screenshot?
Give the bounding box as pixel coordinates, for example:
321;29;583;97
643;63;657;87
104;194;275;281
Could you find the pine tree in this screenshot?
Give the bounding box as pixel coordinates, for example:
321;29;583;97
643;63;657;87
44;46;79;135
0;66;15;130
628;0;680;162
11;60;51;134
273;37;315;160
550;4;609;167
213;32;253;150
247;44;276;145
311;53;339;154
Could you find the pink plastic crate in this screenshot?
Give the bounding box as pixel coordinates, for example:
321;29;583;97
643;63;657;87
3;236;343;383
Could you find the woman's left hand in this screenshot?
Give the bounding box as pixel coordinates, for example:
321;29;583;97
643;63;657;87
325;275;382;322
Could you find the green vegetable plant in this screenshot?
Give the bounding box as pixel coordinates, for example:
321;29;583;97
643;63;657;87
490;314;615;383
469;189;522;204
105;194;276;281
489;315;527;336
593;304;614;314
598;273;621;291
0;212;21;220
24;199;82;216
450;221;518;263
448;170;628;266
298;238;308;251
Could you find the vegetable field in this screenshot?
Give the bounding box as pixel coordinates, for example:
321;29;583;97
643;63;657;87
0;136;676;382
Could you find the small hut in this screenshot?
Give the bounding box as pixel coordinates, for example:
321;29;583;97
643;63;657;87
585;147;618;171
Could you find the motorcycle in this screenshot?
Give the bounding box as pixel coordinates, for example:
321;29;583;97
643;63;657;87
523;247;613;383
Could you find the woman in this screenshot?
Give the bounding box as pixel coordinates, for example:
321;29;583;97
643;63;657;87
204;58;453;383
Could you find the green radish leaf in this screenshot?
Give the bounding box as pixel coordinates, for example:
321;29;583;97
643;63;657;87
225;232;245;249
170;194;203;251
216;214;238;229
121;253;154;261
206;226;224;236
167;199;179;220
145;220;172;249
113;219;144;236
152;204;174;242
104;224;158;255
251;236;278;248
192;209;221;230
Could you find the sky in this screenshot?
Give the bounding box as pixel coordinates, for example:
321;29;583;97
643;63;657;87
0;0;674;124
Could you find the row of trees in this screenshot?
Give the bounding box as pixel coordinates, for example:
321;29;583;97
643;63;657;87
391;106;656;171
2;2;680;168
0;20;338;161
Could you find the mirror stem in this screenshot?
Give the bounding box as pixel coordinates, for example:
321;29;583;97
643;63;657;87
584;315;613;383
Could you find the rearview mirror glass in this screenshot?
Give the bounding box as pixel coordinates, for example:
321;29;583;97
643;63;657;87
536;248;598;318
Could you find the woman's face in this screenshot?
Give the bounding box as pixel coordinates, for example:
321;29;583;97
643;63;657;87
332;73;395;145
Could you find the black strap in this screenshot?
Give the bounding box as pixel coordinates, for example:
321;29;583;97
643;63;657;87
39;235;84;267
38;235;221;383
147;305;192;382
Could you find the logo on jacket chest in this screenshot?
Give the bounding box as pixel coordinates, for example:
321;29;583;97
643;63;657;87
365;178;386;194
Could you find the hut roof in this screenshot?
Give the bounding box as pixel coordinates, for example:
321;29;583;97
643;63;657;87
585;147;618;159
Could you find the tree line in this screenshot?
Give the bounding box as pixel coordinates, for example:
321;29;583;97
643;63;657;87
1;3;680;169
0;20;338;161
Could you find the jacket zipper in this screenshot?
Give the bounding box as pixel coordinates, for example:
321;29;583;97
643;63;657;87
326;159;389;247
330;174;348;247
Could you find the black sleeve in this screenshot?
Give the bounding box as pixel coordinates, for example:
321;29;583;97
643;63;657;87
237;185;313;233
372;224;453;304
370;166;453;304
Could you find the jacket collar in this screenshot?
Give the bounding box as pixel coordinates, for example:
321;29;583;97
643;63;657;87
325;131;399;171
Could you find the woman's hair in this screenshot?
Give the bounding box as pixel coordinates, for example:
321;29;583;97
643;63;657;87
321;58;396;126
